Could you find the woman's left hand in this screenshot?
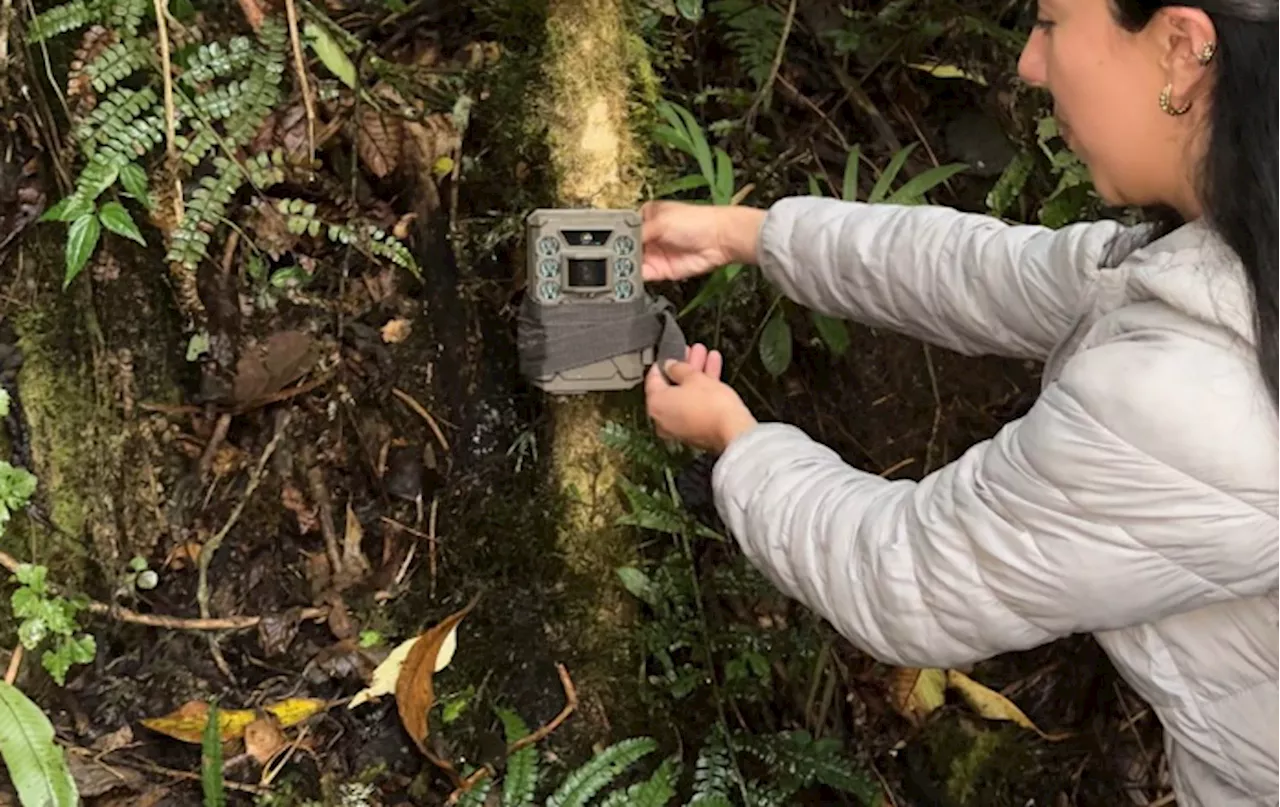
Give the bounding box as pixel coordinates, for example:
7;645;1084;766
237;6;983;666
645;343;758;454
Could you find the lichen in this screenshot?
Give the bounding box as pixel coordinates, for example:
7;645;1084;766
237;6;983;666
924;718;1036;805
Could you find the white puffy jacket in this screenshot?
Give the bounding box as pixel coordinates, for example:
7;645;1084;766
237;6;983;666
711;197;1279;806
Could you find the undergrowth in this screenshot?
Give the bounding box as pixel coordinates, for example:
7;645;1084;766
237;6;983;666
25;0;420;328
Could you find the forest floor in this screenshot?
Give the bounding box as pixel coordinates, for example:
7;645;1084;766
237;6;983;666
0;0;1172;805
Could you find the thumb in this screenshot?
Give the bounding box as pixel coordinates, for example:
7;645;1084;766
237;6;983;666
662;359;696;384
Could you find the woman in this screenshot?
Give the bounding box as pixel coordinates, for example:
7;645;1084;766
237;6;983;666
641;0;1278;804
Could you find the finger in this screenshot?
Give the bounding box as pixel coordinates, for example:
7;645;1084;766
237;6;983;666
644;362;670;396
687;343;709;373
663;359;696;385
706;349;724;381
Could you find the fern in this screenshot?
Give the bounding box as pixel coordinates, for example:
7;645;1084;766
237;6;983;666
497;707;538;807
103;0;148;37
82;37;152;92
181;36;258;85
709;0;783;86
545;737;657;807
165;158;248;270
273;197;420;277
456;778;494;807
600;421;679;476
688;732;737;805
600;758;678;807
73;85;161;151
733;730;880;805
27;0;98;43
617;477;720;540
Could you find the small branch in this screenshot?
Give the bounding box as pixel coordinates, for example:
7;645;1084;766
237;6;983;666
306;464;344;575
508;663;578;753
0;548;328;631
283;0;316;165
743;0;797;132
922;344;942;475
151;0;182;224
391;387;450;453
4;645;22;685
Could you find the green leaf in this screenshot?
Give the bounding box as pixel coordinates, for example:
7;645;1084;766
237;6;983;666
886;162;968;206
868;143;917;204
675;0;702;21
712;147;734;205
546;737;657;807
806;174;823;197
202;701;225;807
0;388;9;419
118;163;153;210
759;309;792;377
497;708;537;807
809;311;850;356
40;196;92;223
98;201;146;246
305;22;356;89
64;213;101;288
841;145;861;201
616;566;661;608
0;682;79;807
985;151;1033;218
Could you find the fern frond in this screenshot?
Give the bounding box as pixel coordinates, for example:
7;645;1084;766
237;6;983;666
73;85;161;151
600;758;678;807
82;37;152;93
709;0;782;86
181;36;257;85
270;197;419;276
600;421;677;475
165;157;247;270
103;0;147;36
688;733;736;805
617;477;719;540
545;737;657;807
733;730;880;805
455;778;494;807
496;707;538;807
245;149;287;189
27;0;100;43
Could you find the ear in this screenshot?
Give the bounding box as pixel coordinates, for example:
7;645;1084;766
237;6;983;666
1151;6;1219;80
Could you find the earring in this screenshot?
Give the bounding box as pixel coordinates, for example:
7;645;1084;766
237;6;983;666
1198;41;1216;65
1159;83;1192;115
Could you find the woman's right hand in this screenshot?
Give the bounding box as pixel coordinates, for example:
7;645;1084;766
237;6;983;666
640;201;766;283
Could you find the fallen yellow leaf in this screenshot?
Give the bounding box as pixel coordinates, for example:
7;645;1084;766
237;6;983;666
395;594;479;754
889;667;947;725
945;670;1070;741
905;62;988;86
141;698;327;744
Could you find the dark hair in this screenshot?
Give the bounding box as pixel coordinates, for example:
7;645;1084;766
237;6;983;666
1110;0;1278;407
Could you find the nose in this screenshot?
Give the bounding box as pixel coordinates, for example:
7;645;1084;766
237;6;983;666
1018;30;1047;87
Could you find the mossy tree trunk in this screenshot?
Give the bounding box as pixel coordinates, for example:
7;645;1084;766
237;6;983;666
536;0;654;745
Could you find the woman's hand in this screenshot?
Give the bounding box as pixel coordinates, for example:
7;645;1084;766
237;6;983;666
640;201;766;283
645;343;758;454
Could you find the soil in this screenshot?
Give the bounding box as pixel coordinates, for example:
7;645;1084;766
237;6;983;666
0;0;1171;805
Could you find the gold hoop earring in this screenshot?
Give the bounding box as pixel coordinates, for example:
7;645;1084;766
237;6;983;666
1198;41;1216;65
1159;83;1192;116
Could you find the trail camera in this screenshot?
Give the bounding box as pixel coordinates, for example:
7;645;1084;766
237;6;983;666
521;208;655;394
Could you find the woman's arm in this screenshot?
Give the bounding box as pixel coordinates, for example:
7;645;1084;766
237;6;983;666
747;197;1126;361
711;329;1277;668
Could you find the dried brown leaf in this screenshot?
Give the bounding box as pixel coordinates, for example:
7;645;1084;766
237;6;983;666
281;483;318;534
356;108;404;179
164;542;204;570
394;595;479;753
67;751;144;797
244;715;287;765
231;331;318;405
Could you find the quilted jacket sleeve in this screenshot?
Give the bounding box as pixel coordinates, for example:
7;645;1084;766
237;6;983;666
756;196;1125;360
712;328;1278;668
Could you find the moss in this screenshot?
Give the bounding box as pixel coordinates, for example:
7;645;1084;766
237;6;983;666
923;718;1037;806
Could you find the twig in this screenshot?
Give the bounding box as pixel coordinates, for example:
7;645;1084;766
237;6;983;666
508;663;578;752
744;0;797;132
121;756;268;795
283;0;316;165
778;75;851;152
446;768;493;806
1145;794;1176;807
391;387;450;453
306;464;344;575
198;412;233;478
4;645;22;685
0;0;12;80
0;548;328;631
151;0;182;225
428;494;438;598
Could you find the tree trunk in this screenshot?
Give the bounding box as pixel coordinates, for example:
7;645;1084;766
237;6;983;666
538;0;652;744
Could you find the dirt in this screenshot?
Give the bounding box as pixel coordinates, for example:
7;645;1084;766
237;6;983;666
0;0;1171;805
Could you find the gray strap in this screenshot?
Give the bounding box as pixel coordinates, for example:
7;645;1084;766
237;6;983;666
517;294;688;379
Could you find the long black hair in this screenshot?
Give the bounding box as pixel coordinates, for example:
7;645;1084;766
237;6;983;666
1110;0;1278;406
